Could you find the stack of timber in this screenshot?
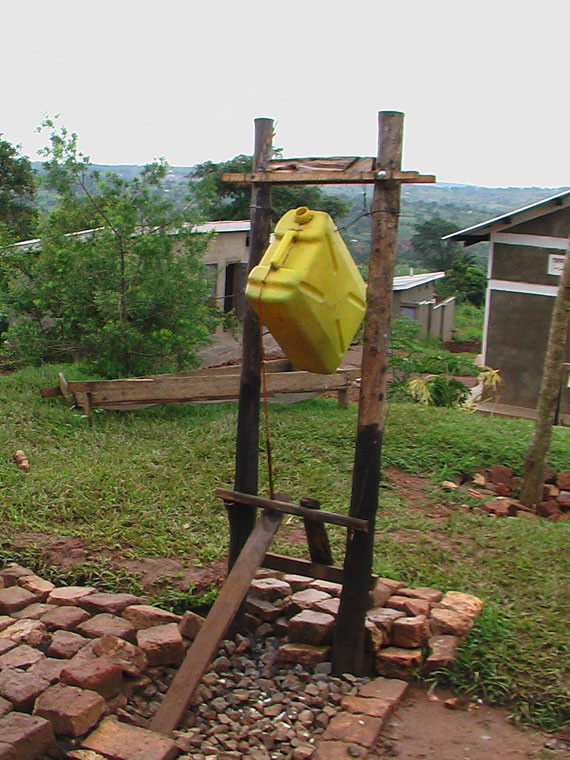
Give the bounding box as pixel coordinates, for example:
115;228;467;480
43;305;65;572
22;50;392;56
40;359;358;422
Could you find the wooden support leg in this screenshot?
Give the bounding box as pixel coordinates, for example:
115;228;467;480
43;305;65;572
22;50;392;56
150;507;282;736
300;497;333;565
337;387;349;408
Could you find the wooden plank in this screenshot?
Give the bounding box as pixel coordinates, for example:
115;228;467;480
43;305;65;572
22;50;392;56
333;111;407;676
221;170;435;186
262;553;345;584
38;359;295;399
150;507;282;736
216;489;369;532
58;370;354;406
300;497;333;565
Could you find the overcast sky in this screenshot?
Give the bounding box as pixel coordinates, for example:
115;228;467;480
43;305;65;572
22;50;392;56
2;0;569;188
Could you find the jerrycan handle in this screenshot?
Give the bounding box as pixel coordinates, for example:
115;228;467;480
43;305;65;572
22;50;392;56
270;229;296;270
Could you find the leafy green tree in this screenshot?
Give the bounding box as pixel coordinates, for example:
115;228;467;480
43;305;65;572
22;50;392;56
0;137;38;242
436;260;487;306
1;121;218;377
193;155;350;222
411;217;463;270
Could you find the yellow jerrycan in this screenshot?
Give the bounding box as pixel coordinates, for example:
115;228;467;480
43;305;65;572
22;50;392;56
245;206;366;374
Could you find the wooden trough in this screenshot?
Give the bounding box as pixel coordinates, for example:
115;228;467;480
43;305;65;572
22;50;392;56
40;359;359;423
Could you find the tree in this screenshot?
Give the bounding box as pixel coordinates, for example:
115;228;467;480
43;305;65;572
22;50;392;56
411;217;463;270
0;137;38;242
193;155;350;222
1;120;218;377
436;259;487;306
519;243;570;508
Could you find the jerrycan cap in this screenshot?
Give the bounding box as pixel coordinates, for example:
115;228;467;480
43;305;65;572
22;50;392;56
294;206;313;225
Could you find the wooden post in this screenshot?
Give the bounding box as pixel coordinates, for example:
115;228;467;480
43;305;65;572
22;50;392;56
333;111;404;675
228;118;274;572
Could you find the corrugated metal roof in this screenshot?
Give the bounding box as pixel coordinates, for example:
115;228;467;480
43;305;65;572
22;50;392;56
443;190;570;243
393;272;445;291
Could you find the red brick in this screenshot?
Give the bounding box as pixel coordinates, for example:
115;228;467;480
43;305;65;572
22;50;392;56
385;595;430;617
121;605;180;631
276;643;330;668
46;630;90;659
0;645;44;670
78;594;141;616
47;587;96;607
0;742;16;760
368;581;393;609
341;695;392;720
288;610;335;645
61;657;123;699
17;576;55;601
0;641;16;658
177;611;204;640
322;712;383;747
245;597;281;622
248;577;292;602
314;597;340;616
396;587;442;603
366;607;405;635
556;470;570;490
377;577;404;594
33;684;105;737
28;658;67;684
40;605;91;631
392;615;431;649
0;670;50;712
77;615;136;643
375;647;423;679
489;464;513;487
0;713;53;758
430;608;473;637
93;636;147;676
11;603;55;621
82;716;178;760
0;588;39;615
424;635;460;672
289;589;331;615
136;623;184;666
0;699;11;719
0;620;14;634
438;591;483;620
282;574;312;592
1;620;49;648
309;580;342;597
557;491;570;509
358;677;408;703
0;565;34;587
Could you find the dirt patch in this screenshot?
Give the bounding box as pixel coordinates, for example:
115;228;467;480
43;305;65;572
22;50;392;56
384;465;453;519
443;339;482;354
370;683;564;760
6;531;225;596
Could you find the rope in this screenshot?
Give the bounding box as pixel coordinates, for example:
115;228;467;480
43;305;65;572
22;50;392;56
257;277;275;500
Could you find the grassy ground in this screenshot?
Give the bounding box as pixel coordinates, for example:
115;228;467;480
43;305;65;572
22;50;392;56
0;364;568;730
452;303;484;343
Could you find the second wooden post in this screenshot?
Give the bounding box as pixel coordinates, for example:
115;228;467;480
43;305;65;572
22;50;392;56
333;111;404;675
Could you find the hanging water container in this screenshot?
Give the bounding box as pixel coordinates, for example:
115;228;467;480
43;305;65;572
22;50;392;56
245;206;366;374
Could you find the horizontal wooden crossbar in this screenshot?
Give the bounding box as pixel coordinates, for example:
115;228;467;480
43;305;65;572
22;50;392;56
262;553;378;589
216;488;369;532
222;170;435;186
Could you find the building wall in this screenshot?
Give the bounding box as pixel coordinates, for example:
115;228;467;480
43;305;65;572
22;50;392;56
485;208;570;416
202;230;250;311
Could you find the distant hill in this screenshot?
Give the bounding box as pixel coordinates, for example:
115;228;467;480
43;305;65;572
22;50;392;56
30;161;567;268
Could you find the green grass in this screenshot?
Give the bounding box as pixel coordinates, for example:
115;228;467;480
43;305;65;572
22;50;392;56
0;364;569;730
452;303;484;342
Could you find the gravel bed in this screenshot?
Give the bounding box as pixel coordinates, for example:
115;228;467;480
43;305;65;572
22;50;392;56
120;633;368;760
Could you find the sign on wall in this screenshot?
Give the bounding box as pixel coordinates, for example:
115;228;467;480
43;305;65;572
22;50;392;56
548;254;566;276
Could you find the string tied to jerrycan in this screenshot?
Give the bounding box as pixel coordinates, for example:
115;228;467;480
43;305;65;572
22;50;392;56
245;206;366;374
